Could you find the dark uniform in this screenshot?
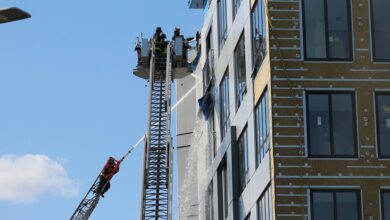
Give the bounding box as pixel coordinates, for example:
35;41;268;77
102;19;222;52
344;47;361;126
153;27;167;54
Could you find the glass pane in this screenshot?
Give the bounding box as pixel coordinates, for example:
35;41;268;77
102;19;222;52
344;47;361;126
308;94;331;155
244;131;249;183
265;93;270;152
336;192;359;220
267;188;272;220
256;105;261;160
372;0;390;60
304;0;326;58
223;167;228;218
225;74;230;128
377;94;390;156
220;72;230;139
218;0;228;50
251;0;266;73
234;34;246;107
256;90;269;165
262;197;265;220
238;132;245;191
207;183;214;220
238;128;248;192
383;192;390;220
312;192;334;220
264;189;269;220
232;0;242;19
257;199;264;220
327;0;351;59
332;94;355;155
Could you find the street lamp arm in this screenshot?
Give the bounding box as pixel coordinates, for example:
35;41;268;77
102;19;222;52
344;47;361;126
0;7;31;24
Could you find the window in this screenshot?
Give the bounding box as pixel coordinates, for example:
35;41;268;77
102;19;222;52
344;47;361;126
206;182;214;220
371;0;390;61
257;185;272;220
238;126;249;193
244;213;251;220
207;109;216;165
251;0;267;76
234;33;247;108
303;0;352;60
232;0;242;20
255;89;269;166
204;29;214;92
310;189;361;220
306;91;357;157
375;92;390;157
220;70;230;140
218;0;228;52
218;163;228;220
381;190;390;220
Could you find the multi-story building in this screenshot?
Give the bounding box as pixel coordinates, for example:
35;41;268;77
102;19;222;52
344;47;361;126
176;0;390;219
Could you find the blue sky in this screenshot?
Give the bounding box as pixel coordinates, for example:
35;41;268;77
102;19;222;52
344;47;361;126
0;1;202;219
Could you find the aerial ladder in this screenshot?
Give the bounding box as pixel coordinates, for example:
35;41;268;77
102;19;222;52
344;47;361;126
134;28;192;220
69;148;134;220
69;28;192;220
69;174;102;220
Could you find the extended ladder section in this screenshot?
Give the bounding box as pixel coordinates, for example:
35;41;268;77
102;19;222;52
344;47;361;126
69;149;133;220
140;44;173;220
69;176;103;220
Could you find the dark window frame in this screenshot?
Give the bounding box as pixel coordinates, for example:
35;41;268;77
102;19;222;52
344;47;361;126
381;189;390;220
218;160;228;220
257;183;272;220
375;92;390;158
203;28;214;93
255;88;270;167
207;108;217;166
218;0;228;53
206;182;214;220
302;0;353;61
238;124;249;194
370;0;390;62
219;69;230;140
234;32;247;110
232;0;242;20
251;0;267;77
310;189;362;220
306;91;358;158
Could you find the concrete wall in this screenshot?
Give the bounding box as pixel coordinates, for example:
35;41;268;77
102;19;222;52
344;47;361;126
176;73;199;219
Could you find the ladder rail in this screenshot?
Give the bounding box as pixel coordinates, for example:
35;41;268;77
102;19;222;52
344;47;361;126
70;150;134;220
140;42;173;220
140;45;156;220
69;175;102;220
165;46;173;220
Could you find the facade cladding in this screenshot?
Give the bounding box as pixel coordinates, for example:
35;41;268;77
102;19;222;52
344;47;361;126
176;0;390;219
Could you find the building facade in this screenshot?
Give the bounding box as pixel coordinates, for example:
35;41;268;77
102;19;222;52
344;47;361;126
176;0;390;219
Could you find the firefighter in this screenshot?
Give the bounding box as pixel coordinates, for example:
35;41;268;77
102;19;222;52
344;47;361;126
153;27;167;54
97;156;121;198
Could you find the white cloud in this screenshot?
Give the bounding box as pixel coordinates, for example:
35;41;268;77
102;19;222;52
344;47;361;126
0;154;78;203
